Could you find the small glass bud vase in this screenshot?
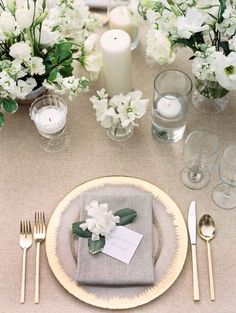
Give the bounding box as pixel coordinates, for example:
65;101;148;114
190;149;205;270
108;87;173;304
192;78;229;113
107;123;133;142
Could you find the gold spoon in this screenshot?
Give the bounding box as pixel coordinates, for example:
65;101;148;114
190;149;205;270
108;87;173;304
199;214;216;301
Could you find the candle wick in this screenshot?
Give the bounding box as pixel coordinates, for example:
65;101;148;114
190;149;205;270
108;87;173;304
49;117;51;122
114;37;117;40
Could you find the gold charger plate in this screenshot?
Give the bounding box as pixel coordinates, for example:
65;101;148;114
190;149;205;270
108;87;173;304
46;176;188;309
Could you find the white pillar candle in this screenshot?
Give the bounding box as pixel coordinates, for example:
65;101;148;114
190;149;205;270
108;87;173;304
100;29;132;96
109;6;138;44
157;95;182;118
35;106;66;136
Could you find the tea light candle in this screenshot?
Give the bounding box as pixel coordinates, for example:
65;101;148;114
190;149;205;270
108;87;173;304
157;95;182;118
34;106;66;136
100;29;132;96
109;6;138;44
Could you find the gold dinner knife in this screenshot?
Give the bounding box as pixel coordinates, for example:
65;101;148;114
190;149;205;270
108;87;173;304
188;201;200;301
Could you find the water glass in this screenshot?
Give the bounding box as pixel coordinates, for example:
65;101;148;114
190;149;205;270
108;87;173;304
152;70;193;143
212;145;236;209
181;130;219;190
30;94;71;153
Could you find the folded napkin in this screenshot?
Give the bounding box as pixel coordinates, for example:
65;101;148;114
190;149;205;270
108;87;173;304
75;189;155;285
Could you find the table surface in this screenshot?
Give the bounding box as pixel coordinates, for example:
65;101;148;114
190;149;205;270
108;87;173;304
1;25;236;313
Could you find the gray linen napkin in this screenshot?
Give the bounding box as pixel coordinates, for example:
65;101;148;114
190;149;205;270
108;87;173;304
75;189;154;285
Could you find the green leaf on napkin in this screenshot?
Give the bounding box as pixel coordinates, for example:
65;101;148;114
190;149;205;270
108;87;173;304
72;221;92;238
88;236;105;255
114;208;137;226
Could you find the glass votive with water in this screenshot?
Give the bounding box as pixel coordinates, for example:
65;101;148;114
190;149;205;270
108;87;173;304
152;70;193;143
29;94;71;153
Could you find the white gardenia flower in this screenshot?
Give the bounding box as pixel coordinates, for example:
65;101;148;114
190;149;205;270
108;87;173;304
15;5;34;29
146;28;175;65
215;52;236;90
28;57;46;76
80;201;120;241
0;11;15;33
9;41;31;60
176;7;209;39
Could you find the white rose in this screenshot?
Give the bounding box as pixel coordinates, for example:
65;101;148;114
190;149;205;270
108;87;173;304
0;11;15;33
176;7;209;39
9;41;31;60
146;29;175;65
215;52;236;90
15;6;34;29
84;33;99;52
84;52;102;80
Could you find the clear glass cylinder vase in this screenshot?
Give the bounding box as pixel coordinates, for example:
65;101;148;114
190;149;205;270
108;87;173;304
107;123;133;142
192;78;229;113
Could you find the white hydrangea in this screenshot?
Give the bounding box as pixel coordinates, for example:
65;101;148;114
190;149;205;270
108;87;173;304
80;201;120;241
192;47;219;81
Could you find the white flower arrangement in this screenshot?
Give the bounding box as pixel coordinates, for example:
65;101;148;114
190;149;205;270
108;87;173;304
137;0;236;96
72;201;137;254
0;0;103;127
90;89;149;130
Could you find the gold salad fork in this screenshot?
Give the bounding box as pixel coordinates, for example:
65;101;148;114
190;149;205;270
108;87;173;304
34;212;46;304
19;221;32;304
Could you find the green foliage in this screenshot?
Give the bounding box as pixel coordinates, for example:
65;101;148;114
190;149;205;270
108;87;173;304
2;99;18;113
44;41;74;82
88;236;106;254
0;112;5;128
115;208;137;226
72;221;92;238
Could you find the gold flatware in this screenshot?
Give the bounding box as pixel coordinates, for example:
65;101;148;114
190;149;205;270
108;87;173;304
199;214;216;301
34;212;46;304
188;201;200;301
19;220;32;304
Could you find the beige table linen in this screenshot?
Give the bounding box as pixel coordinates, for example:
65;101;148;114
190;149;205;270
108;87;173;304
1;25;236;313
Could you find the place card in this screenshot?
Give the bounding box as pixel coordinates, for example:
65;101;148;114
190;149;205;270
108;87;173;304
102;226;143;264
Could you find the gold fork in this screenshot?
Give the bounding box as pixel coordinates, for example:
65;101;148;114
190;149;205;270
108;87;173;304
34;212;46;304
19;220;32;304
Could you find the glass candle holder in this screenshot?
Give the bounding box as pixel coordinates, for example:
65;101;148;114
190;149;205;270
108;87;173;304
152;70;193;143
29;94;71;153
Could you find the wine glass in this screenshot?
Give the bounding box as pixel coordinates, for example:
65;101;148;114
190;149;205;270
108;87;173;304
181;130;219;190
212;145;236;209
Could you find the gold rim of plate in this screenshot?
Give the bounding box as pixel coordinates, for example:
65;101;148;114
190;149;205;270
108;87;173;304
46;176;188;309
